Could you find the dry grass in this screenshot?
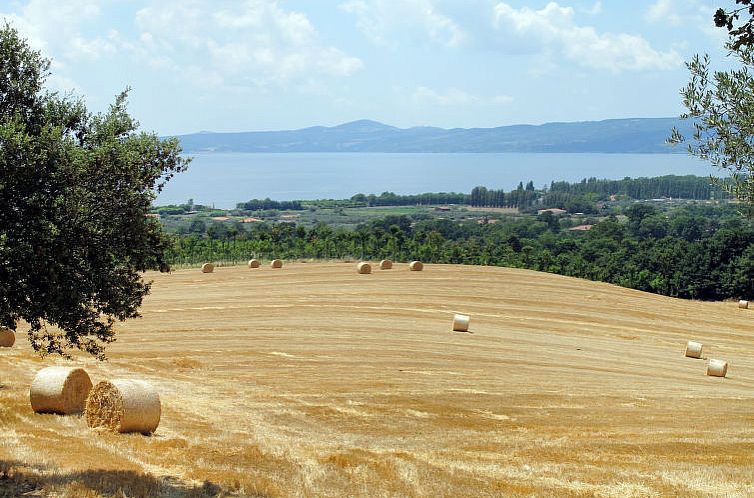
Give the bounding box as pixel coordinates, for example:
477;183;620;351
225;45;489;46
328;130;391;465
1;262;753;497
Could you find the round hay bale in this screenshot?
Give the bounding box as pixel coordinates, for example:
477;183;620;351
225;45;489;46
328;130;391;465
739;300;749;309
270;259;283;269
86;379;161;434
0;327;15;347
452;314;470;332
357;262;372;274
409;261;424;271
247;258;261;269
30;366;93;414
706;359;728;378
684;341;703;359
379;259;393;270
201;263;215;273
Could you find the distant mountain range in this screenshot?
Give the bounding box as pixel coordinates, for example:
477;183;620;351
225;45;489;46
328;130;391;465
174;117;694;154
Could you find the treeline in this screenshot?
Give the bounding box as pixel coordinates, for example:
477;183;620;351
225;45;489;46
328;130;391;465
157;175;726;215
548;175;724;200
165;204;753;301
236;198;303;211
349;191;469;206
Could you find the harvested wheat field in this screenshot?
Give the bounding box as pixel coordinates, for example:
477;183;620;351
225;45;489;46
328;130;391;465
1;262;753;497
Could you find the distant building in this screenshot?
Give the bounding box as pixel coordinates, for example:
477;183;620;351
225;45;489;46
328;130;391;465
537;208;567;215
568;224;594;231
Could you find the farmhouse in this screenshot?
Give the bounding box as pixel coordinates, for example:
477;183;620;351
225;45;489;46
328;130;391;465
537;208;567;215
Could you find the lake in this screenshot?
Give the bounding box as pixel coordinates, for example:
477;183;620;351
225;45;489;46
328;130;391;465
156;152;713;209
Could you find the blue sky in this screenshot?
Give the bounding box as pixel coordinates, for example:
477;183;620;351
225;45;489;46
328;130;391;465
0;0;732;134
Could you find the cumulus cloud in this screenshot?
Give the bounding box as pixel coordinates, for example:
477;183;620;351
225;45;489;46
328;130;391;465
493;2;682;72
134;0;363;89
645;0;716;35
0;0;116;61
340;0;466;48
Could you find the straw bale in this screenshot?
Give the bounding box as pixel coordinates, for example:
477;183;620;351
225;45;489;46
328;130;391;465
0;327;14;347
86;379;161;434
706;359;728;378
30;366;92;414
270;259;283;269
247;258;261;268
409;261;424;271
201;263;215;273
684;341;703;359
452;314;470;332
379;259;393;270
357;262;372;274
739;300;749;309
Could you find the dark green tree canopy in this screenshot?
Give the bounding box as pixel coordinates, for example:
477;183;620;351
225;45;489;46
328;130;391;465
714;1;754;50
0;24;189;359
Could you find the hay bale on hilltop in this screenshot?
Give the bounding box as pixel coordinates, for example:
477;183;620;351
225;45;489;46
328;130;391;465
357;262;372;274
409;261;423;271
706;359;728;378
684;341;703;359
201;263;214;273
247;258;260;269
739;300;749;309
379;259;393;270
270;259;283;269
86;379;161;434
452;314;470;332
30;366;92;414
0;327;15;347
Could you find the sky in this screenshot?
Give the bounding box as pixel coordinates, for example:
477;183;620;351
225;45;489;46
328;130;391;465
0;0;735;135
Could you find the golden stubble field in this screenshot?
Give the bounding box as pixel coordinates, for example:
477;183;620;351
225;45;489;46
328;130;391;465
1;262;753;497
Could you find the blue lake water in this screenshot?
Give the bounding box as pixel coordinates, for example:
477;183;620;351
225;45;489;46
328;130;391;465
156;152;713;209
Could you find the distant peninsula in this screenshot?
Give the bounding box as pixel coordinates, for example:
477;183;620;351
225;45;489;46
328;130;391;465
173;117;693;154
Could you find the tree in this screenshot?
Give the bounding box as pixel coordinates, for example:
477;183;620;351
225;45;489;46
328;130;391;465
671;5;754;218
714;1;754;50
0;24;189;359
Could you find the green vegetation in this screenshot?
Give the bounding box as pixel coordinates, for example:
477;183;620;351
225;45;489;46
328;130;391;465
159;175;752;301
672;2;754;217
0;25;188;358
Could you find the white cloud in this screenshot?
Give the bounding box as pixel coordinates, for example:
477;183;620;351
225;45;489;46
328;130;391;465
413;86;513;106
340;0;466;48
0;0;116;61
134;0;363;89
583;1;602;16
493;2;682;72
646;0;718;35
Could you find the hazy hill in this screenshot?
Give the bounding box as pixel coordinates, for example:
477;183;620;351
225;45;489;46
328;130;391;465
174;117;694;153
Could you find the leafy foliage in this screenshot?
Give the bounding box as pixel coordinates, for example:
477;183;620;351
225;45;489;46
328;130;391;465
166;203;754;301
0;24;189;358
714;1;754;50
670;49;754;218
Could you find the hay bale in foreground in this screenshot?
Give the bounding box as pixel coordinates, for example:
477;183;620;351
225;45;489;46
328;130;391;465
201;263;215;273
452;314;470;332
0;327;15;347
357;262;372;274
739;300;749;309
86;379;161;434
270;259;283;269
379;259;393;270
247;258;260;269
706;359;728;378
30;366;92;414
684;341;703;359
409;261;423;271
